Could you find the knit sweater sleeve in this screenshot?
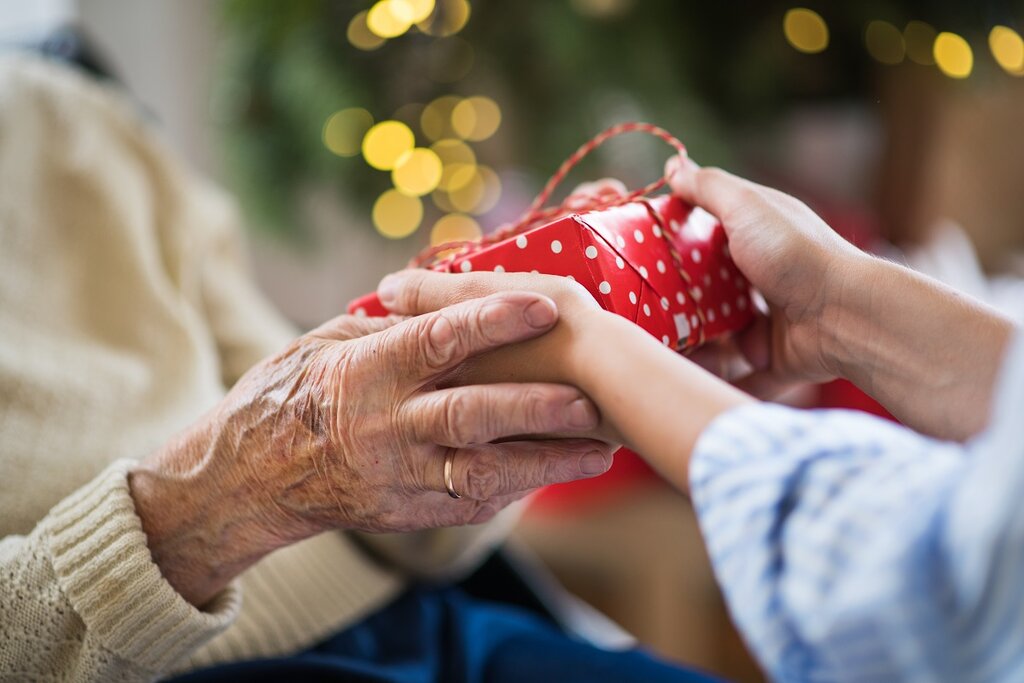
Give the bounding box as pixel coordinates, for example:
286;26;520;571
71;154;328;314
0;460;240;682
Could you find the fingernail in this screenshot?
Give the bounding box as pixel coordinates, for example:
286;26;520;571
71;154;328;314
523;298;557;329
566;398;598;429
580;451;610;476
378;274;400;306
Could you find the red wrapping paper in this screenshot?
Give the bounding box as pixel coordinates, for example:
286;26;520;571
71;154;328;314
349;194;753;350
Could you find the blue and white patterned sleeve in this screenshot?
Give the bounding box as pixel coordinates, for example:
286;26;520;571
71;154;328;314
689;334;1024;683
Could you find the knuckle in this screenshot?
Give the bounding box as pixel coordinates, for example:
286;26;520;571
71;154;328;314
472;297;512;345
401;273;425;310
442;391;480;445
520;386;558;431
418;313;461;371
463;452;503;500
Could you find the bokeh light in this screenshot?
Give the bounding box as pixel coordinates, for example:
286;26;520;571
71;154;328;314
323;108;373;157
347;11;385;51
432;139;477;191
783;8;829;54
421;95;463;141
417;0;471;37
865;20;905;65
362;120;415;170
367;0;415;38
934;32;973;79
451;96;502;141
373;189;423;238
430;213;482;245
904;20;936;65
407;0;436;23
391;148;443;196
447;165;501;214
989;26;1024;76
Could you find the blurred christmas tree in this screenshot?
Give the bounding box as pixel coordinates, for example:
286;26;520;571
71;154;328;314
213;0;1023;243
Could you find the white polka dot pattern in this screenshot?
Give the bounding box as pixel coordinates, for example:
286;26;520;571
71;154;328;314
347;195;754;352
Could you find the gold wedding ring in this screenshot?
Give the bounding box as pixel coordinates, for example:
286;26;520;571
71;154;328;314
444;451;461;499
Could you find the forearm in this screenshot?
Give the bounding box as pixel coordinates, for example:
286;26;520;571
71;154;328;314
568;311;753;492
828;254;1015;440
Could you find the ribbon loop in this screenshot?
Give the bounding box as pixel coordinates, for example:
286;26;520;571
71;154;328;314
411;122;686;268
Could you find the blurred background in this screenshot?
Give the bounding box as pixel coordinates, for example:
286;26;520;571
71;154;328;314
4;0;1024;680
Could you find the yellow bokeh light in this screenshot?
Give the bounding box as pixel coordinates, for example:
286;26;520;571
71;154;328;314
323;108;373;157
407;0;436;22
362;120;415;170
904;20;936;65
421;95;463;141
348;11;386;50
934;32;973;79
373;190;423;239
865;20;905;65
990;26;1024;76
432;187;457;213
417;0;471;37
392;148;443;196
430;213;482;245
448;165;501;215
432;139;477;191
783;8;829;54
451;96;502;141
367;0;414;38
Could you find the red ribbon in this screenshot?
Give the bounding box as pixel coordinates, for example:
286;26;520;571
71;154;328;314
410;122;687;268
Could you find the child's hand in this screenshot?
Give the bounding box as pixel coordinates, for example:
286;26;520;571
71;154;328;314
665;154;865;399
377;269;620;442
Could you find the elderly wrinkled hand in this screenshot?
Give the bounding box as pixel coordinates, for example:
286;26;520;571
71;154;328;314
129;291;613;607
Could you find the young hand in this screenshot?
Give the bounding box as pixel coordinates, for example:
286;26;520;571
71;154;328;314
666;155;865;399
666;154;1015;439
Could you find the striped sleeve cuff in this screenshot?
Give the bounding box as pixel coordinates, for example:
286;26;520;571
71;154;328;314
42;459;241;673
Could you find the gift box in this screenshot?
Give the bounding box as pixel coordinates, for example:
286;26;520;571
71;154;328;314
348;193;753;351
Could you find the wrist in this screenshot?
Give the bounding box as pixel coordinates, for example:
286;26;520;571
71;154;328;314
128;420;293;607
816;250;880;380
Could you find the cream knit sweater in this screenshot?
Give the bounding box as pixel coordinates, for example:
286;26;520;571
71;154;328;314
0;54;511;682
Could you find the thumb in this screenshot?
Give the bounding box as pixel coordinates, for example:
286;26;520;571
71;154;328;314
665;154;763;226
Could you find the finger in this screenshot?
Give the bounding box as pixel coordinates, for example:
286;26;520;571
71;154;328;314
378;268;573;317
664;154;768;224
405;383;600;447
376;291;559;381
309;313;406;342
425;439;614;501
